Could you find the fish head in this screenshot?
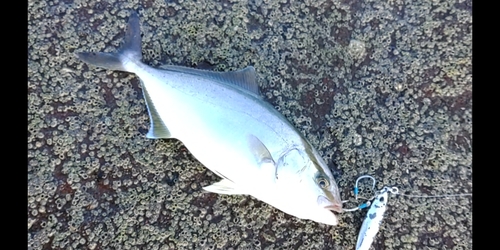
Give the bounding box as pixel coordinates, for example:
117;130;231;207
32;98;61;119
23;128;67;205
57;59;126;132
273;144;343;225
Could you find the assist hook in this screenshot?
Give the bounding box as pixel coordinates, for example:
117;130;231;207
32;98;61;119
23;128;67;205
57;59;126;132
354;175;376;200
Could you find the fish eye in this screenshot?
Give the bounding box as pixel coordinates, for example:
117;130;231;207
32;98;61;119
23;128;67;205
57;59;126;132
316;177;329;189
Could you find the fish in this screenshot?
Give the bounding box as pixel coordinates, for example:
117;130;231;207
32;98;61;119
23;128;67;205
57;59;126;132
355;187;391;250
76;12;343;225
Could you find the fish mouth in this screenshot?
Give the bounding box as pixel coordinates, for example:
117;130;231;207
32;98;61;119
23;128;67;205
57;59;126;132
318;195;343;213
324;203;343;213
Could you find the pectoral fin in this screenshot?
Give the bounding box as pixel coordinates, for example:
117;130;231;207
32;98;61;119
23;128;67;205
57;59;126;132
247;135;277;181
203;179;244;195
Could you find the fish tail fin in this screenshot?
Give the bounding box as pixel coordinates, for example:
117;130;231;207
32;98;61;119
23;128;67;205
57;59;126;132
76;12;142;72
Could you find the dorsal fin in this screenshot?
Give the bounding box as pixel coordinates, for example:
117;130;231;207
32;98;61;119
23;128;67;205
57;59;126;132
159;65;261;97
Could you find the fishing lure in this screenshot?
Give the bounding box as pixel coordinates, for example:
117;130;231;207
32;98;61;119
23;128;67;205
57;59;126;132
348;175;471;250
355;186;398;250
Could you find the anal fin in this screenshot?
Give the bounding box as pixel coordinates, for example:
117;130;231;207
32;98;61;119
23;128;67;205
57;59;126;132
140;80;171;138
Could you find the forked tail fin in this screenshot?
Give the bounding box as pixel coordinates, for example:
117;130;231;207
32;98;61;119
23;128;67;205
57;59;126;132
76;12;142;72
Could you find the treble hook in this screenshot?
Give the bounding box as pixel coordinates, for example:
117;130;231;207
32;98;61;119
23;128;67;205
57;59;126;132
354;175;376;200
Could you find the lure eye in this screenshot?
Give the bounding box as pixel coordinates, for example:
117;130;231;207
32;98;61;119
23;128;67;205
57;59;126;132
317;177;330;189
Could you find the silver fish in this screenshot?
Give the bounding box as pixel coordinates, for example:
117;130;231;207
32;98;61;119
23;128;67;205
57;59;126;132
77;12;343;225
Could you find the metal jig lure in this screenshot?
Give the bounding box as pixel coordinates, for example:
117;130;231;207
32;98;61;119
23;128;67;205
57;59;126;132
346;174;471;250
355;186;398;250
